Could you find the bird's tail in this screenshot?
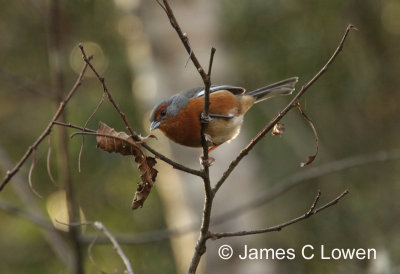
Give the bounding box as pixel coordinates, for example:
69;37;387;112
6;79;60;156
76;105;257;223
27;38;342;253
247;77;298;103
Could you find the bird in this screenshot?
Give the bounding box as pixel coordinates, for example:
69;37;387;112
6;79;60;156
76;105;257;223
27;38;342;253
149;77;298;152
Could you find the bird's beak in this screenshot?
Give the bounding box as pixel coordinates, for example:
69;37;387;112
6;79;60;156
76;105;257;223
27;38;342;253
150;120;160;131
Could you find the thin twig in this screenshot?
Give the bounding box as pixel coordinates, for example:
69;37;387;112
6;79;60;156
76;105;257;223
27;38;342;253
53;121;96;133
160;0;208;81
78;93;105;172
209;190;349;239
213;24;357;194
92;221;134;274
58;220;134;274
0;59;91;191
87;234;107;274
78;44;138;138
305;190;321;216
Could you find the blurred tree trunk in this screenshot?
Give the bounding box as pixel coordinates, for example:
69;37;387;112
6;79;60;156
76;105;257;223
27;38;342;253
47;1;83;273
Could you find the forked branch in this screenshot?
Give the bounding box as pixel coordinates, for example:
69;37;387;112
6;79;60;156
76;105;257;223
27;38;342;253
209;190;349;239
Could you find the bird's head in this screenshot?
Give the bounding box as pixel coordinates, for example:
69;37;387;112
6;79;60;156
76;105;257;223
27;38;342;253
149;94;189;132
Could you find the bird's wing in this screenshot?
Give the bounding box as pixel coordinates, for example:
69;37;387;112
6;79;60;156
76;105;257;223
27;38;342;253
192;85;246;98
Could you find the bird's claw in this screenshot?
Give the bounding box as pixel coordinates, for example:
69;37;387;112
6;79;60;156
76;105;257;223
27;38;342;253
200;156;215;167
201;112;213;124
204;134;213;144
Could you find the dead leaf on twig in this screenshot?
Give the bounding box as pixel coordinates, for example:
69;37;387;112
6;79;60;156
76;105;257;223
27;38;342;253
272;123;285;137
96;122;158;209
297;103;319;167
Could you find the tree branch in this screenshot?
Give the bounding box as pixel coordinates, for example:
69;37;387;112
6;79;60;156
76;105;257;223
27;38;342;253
209;190;349;239
158;0;208;81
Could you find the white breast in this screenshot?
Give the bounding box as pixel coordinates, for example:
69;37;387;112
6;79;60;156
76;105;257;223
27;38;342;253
207;115;244;145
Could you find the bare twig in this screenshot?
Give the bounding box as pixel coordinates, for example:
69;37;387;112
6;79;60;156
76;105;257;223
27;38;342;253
213;24;357;194
53;121;96;133
92;221;134;274
0;60;91;191
58;220;134;274
305;190;321;216
87;234;107;274
159;0;208;81
78;93;105;172
78;44;138;139
209;190;349;239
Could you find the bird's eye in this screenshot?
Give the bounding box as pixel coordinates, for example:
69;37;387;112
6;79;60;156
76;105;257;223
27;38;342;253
160;108;167;117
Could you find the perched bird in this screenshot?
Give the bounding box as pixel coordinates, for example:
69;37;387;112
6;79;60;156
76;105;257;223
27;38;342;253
149;77;298;152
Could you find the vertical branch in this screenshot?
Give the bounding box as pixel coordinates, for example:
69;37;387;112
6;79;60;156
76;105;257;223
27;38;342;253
157;1;218;272
188;48;216;274
47;1;83;273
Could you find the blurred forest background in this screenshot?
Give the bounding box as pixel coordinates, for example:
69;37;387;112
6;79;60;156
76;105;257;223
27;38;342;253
0;0;399;273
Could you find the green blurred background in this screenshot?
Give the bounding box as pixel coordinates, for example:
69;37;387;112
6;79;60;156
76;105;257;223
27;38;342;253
0;0;399;273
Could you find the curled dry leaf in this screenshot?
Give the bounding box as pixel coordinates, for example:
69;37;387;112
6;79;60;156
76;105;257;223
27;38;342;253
96;122;158;209
272;123;285;137
297;103;319;167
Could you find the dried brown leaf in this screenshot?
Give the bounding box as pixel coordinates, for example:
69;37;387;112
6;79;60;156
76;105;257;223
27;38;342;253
96;122;140;156
96;122;158;209
272;123;285;137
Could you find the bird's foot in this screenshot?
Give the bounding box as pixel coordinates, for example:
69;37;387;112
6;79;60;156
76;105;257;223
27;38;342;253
200;156;215;167
200;112;213;124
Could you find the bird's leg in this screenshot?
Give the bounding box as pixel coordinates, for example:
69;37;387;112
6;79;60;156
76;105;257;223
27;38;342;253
199;133;216;167
208;144;220;153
